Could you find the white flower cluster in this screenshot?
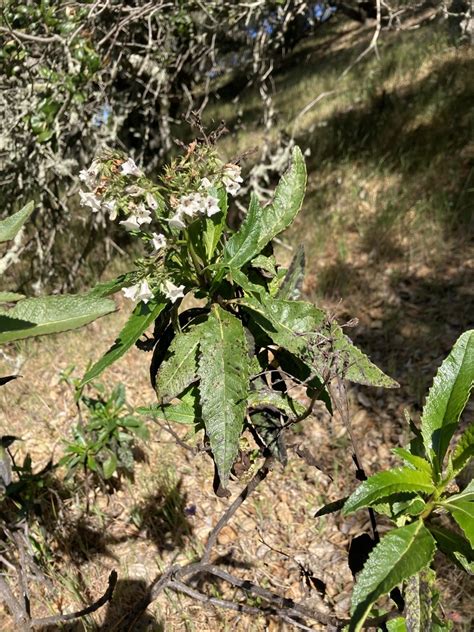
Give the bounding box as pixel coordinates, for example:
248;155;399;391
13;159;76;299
222;163;243;196
122;278;184;305
168;187;220;230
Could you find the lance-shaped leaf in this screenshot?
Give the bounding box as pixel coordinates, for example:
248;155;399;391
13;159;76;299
155;323;205;403
247;388;305;417
421;329;474;471
80;298;166;387
223;146;306;269
0;292;25;303
350;520;436;631
140;386;202;426
276;245;305;300
0;294;115;344
0;202;35;243
250;411;287;464
197;305;249;486
392;448;432;475
88;272;138;298
238;293;397;388
343;468;436;515
441;498;474;547
428;524;474;574
452;422;474;476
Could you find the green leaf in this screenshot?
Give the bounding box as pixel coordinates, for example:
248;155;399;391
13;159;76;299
386;617;407;632
0;294;115;344
139;386;202;426
197;305;249;486
222;146;306;269
0;292;25;303
102;452;118;479
350;520;436;631
442;499;474;547
276;245;305;300
80;298;166;387
447;478;474;503
87;273;137;298
250;254;277;277
238;293;397;388
343;468;436;515
421;330;474;470
203;187;227;262
250;411;287;464
155;323;205;403
452;422;474;476
428;524;474;574
247;388;305;417
392;448;432;475
0;202;35;243
314;496;348;518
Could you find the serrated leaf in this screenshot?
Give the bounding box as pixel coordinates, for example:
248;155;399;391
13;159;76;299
250;254;277;277
238;293;397;389
88;272;137;298
392;448;432;475
80;298;166;387
276;245;305;300
343;468;436;515
0;292;25;303
421;330;474;471
448;478;474;503
197;305;249;486
203;187;227;261
350;520;436;631
222;146;306;269
442;499;474;547
139;386;202;426
452;422;474;476
0;202;35;243
0;294;115;344
155;323;205;403
428;524;474;573
386;617;407;632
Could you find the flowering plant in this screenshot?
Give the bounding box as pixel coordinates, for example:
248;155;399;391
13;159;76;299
79;143;397;493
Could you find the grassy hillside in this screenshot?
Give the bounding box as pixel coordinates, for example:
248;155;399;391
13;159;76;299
0;13;472;631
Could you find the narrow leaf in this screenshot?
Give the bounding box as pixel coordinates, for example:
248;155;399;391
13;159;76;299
0;202;35;243
428;524;474;573
0;292;25;303
442;499;474;547
392;448;432;475
314;497;348;518
223;146;306;269
421;330;474;470
247;388;305;417
343;468;436;515
452;422;474;476
276;245;305;300
155;323;205;403
0;294;115;344
80;298;166;387
350;520;436;631
197;305;249;486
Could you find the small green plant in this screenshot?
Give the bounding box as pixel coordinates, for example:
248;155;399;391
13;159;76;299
77;143;398;494
61;381;148;484
318;330;474;630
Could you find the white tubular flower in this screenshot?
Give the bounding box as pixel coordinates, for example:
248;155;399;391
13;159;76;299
203;194;220;217
168;212;186;229
79;160;100;188
79;190;102;212
119;203;152;231
146;191;158;210
103;199;117;221
200;177;214;190
150;233;167;254
176;192;202;218
125;185;145;197
162;279;185;303
122;279;153;304
121;157;142;177
222;163;243;196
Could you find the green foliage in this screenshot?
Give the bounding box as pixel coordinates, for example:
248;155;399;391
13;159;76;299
319;331;473;630
197;305;250;485
61;382;148;483
0;202;35;243
80;144;398;491
349;521;436;631
421;329;474;472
